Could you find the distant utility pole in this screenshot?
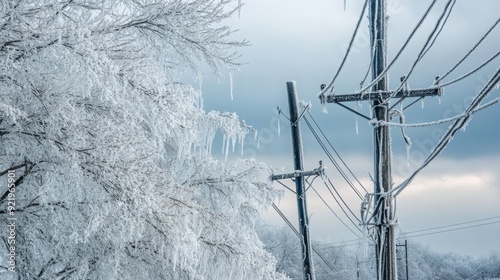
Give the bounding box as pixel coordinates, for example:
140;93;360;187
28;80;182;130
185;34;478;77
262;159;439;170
321;0;441;279
396;240;410;280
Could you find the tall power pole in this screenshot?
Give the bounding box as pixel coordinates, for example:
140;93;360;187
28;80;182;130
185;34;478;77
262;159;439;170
286;81;315;280
321;0;441;278
369;0;397;279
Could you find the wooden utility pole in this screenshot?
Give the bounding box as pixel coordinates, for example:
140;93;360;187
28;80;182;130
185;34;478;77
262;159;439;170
271;81;318;280
369;0;397;279
321;1;441;279
287;81;315;280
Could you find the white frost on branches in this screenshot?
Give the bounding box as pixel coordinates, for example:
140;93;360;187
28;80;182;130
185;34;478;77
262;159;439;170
0;1;286;279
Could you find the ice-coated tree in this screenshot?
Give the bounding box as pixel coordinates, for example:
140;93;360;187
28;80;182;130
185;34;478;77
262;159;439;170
0;1;287;279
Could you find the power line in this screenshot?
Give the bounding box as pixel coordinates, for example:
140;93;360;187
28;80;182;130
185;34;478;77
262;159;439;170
437;16;500;84
439;49;500;88
402;215;500;235
271;202;341;273
420;0;456;60
403;220;500;239
307;111;368;193
309;180;362;238
319;0;369;95
323;177;361;223
384;0;456;103
357;0;438;94
276;179;296;194
316;216;500;249
303;116;364;200
305;112;368;194
391;66;500;197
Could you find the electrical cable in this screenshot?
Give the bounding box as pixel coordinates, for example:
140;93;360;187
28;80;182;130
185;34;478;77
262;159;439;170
403;215;500;235
383;0;456;103
276;180;295;194
419;0;456;59
303;115;364;200
271;202;341;273
319;0;369;96
376;95;500;128
324;177;361;223
309;183;362;238
437;16;500;84
316;217;500;249
389;0;456;110
357;0;438;94
403;220;500;239
306;112;368;193
391;12;497;112
391;67;500;197
439;49;500;88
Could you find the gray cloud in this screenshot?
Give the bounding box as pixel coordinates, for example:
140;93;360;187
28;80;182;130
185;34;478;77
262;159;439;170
197;0;500;256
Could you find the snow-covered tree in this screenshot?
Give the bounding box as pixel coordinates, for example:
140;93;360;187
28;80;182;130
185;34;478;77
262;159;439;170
0;1;287;279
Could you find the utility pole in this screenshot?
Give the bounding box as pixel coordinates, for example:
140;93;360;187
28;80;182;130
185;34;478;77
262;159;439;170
396;239;410;280
369;1;397;279
320;1;441;279
405;240;409;280
272;81;316;280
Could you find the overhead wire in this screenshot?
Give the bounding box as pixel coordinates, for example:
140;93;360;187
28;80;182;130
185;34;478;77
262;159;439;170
403;220;500;239
303;115;364;200
376;95;500;128
319;0;369;96
306;111;368;193
437;16;500;84
393;10;498;112
324;177;361;224
357;0;438;94
383;0;456;103
391;67;500;196
419;0;456;59
271;202;341;273
309;182;362;238
276;179;295;194
438;49;500;88
389;0;456;110
402;215;500;236
316;215;500;249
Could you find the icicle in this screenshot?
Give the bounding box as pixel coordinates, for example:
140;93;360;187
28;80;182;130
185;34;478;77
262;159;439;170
421;98;425;109
221;134;226;155
461;116;472;132
277;110;281;136
229;72;234;100
438;95;442;104
321;99;328;114
198;76;204;110
405;140;412;166
225;136;230;161
240;133;245;155
355;114;359;134
344;0;347;11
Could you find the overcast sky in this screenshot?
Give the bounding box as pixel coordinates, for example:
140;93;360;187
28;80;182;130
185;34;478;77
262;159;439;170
190;0;500;257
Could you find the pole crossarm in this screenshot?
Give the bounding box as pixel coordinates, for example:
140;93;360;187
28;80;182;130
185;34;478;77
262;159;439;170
271;161;325;181
324;87;442;103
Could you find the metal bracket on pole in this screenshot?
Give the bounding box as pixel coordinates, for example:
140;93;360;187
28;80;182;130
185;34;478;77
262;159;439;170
271;161;325;181
324;87;442;103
